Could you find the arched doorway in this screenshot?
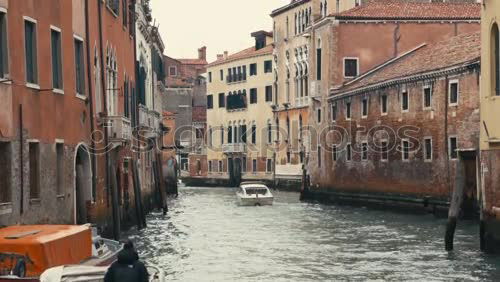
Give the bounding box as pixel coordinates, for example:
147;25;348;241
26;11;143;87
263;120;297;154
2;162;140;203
75;144;92;225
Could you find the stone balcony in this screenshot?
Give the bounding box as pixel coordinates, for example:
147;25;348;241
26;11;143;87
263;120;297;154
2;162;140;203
104;116;132;143
222;143;247;154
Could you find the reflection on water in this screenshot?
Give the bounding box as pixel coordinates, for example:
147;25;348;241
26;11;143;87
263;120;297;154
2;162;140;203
127;187;500;281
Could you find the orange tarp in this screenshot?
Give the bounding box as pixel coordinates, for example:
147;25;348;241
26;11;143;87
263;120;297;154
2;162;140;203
0;225;92;277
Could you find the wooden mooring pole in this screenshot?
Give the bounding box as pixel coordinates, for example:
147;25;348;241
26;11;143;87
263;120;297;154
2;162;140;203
445;161;465;251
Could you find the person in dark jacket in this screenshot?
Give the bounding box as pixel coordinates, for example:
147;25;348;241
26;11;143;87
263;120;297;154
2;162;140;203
104;240;149;282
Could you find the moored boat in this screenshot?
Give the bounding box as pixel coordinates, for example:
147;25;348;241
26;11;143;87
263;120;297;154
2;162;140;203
39;264;165;282
0;225;122;281
236;182;274;206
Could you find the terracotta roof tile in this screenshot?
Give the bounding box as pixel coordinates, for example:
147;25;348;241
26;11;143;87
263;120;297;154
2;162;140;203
334;0;480;20
207;44;273;67
336;32;480;95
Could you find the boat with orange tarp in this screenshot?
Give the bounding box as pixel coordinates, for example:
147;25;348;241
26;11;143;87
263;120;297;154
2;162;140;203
0;225;122;281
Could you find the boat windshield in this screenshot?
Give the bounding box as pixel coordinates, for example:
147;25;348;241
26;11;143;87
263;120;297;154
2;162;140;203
245;188;267;195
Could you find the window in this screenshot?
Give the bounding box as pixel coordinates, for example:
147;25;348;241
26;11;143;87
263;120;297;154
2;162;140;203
241;125;247;143
381;95;388;114
362;142;368;160
0;12;8;78
316;47;322;80
122;0;128;26
449;137;458;160
265;85;273;102
75;37;85;95
251;125;257;144
346;101;351;119
208;161;212;172
423;86;432;109
332;145;337;161
221;127;224;145
51;28;63;91
402;139;410;161
220;69;223;81
0;142;11;203
56;143;64;195
401;90;409;111
381;141;388;161
317;108;322;123
318;146;322;167
424;137;432;161
346;143;352;161
242;66;247;80
169;66;177;76
344;58;358;78
106;0;120;15
252;159;257;173
361;98;368;117
331;103;337;121
493;23;500;96
267;159;273;173
218;93;225;108
287;151;291;163
207;95;213;109
25;19;38;85
250;63;257;76
219;160;223;172
29;142;40;199
267;122;272;144
250;88;257;104
449;80;459;105
355;0;361;6
242;157;247;172
208;72;212;83
264;60;272;73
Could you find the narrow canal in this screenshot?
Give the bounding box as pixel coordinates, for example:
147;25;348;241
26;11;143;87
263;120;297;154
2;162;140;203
128;187;500;281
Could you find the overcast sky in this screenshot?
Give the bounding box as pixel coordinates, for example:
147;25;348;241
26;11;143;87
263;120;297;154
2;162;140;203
150;0;288;63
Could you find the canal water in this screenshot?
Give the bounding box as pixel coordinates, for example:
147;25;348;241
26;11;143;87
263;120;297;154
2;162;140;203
128;187;500;281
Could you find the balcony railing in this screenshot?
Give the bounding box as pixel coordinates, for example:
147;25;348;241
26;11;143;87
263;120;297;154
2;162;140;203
222;143;247;154
105;116;132;143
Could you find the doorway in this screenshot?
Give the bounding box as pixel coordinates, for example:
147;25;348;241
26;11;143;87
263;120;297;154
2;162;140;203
75;144;92;224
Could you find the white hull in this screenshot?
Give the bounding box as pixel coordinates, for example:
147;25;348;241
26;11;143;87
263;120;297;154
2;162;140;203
237;195;274;206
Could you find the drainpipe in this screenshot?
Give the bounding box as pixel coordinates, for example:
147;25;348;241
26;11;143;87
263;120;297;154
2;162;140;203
84;0;97;204
97;0;120;240
19;105;24;215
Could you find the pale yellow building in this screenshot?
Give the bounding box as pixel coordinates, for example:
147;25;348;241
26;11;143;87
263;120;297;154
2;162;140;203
206;31;275;185
480;0;500;252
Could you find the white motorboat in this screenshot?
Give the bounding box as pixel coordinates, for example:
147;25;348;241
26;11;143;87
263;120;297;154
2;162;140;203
39;264;165;282
236;182;274;206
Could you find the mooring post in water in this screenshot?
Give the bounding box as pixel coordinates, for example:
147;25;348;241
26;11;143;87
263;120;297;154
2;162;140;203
109;151;121;241
445;161;465;251
132;159;147;229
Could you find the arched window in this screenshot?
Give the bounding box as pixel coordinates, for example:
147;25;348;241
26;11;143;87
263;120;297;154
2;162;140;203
286;16;289;38
295;13;298;35
286;117;290;141
267;120;272;144
316;39;322;80
493;23;500;96
276;118;280;142
324;1;328;16
320;2;323;18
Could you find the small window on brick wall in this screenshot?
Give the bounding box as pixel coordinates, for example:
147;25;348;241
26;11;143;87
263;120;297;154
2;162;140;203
344;58;358;78
449;80;459;105
449;137;458;160
424;137;433;161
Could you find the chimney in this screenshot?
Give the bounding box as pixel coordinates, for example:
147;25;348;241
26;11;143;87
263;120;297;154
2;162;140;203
198;46;207;60
223;51;228;59
216;54;224;60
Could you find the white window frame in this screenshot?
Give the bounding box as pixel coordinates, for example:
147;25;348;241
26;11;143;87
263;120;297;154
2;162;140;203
401;138;410;162
401;89;409;113
422;85;432;110
345;101;351;121
448;136;458;160
73;34;86;101
169;66;177;76
361;141;368;161
380;139;389;162
332;144;337;162
50;25;64;95
380;94;388;116
346;143;352;162
361;97;368;119
423;137;433;162
23;16;39;89
343;57;359;78
448;79;459;106
0;8;9;80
